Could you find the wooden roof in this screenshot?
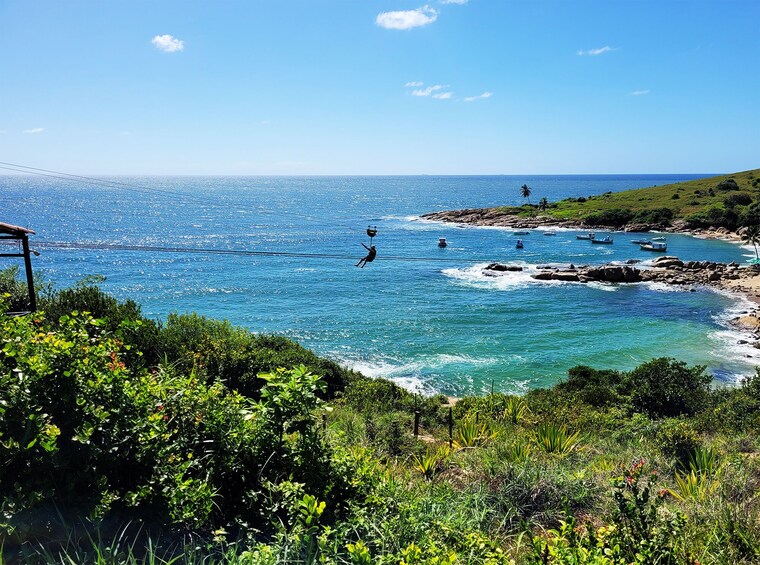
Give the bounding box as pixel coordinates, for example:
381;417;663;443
0;222;35;236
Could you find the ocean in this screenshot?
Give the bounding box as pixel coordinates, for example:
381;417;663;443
2;174;757;396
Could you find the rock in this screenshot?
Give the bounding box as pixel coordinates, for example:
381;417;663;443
739;340;749;345
551;272;580;282
626;259;641;265
532;271;554;280
708;271;722;282
736;315;760;330
485;263;523;272
652;256;684;268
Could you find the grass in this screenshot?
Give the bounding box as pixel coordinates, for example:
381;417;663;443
494;168;760;225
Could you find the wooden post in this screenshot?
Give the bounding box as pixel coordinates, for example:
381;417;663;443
413;410;420;438
448;407;453;449
21;235;36;312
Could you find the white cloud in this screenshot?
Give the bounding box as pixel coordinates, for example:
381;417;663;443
152;34;184;53
405;81;424;87
22;128;44;134
577;46;614;56
440;0;468;3
432;92;453;99
412;84;445;96
464;91;492;102
630;90;650;96
376;6;438;30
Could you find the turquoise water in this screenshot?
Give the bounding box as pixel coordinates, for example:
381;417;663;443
2;174;757;395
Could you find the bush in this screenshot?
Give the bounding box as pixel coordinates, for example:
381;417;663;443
624;358;711;418
556;365;626;407
583;208;634;227
631;207;674;226
685;206;739;230
159;313;356;398
0;266;43;313
0;309;350;533
654;418;700;463
716;178;740;191
724;193;753;208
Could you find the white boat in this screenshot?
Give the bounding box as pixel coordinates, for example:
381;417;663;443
591;236;614;244
576;232;595;240
438;237;448;248
543;232;556;236
640;241;667;252
651;236;666;241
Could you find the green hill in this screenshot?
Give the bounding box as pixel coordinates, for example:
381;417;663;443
503;169;760;230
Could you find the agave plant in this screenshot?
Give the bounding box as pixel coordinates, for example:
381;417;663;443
503;440;531;462
533;423;580;455
686;445;720;476
670;469;719;501
411;445;450;481
453;418;494;449
500;396;529;425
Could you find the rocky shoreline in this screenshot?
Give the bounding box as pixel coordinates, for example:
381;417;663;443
482;256;760;352
420;208;741;241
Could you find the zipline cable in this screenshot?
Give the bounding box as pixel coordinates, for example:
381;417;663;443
34;241;497;264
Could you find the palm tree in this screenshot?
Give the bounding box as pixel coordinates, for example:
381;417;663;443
520;184;532;206
538;197;549;212
742;224;760;260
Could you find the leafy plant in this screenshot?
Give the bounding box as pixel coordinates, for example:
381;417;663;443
453;418;494;449
500;396;529;425
533;423;580;455
411;446;450;481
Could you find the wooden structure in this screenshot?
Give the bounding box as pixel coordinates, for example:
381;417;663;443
0;222;37;313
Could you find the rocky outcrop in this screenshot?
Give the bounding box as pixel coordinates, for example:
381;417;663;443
527;256;749;287
484;263;523;272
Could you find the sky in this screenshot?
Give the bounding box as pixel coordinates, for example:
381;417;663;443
1;0;758;175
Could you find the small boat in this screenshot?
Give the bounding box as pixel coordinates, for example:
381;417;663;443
437;237;447;248
591;236;614;244
630;239;651;244
513;230;530;235
576;232;595;240
543;232;556;236
651;236;666;241
640;241;667;252
516;239;524;249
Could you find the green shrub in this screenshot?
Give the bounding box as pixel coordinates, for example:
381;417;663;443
716;178;740;191
0;310;347;533
654;418;700;463
159;313;356;398
583;208;634;227
624;358;711;418
631;207;674;226
556;365;625;407
724;193;753;208
0;266;44;313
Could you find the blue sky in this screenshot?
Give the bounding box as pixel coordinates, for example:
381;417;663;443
1;0;758;175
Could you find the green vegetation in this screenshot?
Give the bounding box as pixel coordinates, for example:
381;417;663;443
3;271;760;563
497;169;760;231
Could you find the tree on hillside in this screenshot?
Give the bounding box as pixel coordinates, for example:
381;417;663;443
520;184;532;206
538;196;549;212
742;224;760;260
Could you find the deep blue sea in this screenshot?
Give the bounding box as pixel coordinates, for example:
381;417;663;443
2;174;757;395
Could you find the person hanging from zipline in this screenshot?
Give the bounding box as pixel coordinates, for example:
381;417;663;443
356;242;376;268
356;225;378;268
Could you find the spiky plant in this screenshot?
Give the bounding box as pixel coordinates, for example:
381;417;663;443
534;423;580;455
